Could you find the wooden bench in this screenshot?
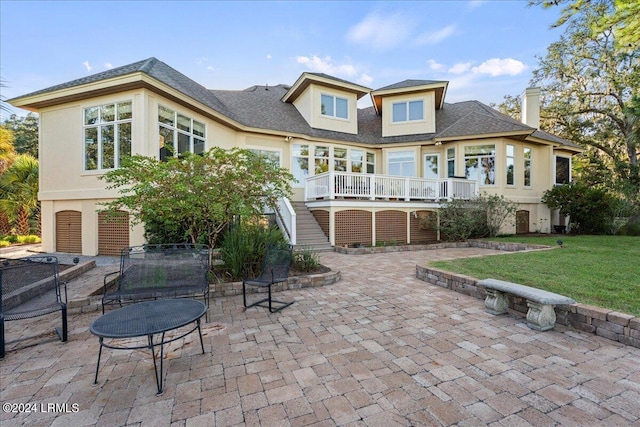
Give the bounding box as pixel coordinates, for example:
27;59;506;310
102;243;210;321
477;278;575;331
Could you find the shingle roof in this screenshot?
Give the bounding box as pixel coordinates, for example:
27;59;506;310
12;58;576;148
375;79;447;91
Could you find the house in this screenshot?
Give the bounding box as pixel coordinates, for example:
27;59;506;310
9;58;581;256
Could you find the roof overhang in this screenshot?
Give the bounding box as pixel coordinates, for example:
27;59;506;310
282;73;371;103
370;81;448;114
434;130;533;143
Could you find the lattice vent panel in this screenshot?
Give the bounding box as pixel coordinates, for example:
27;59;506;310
410;210;437;244
98;211;130;256
335;210;372;246
375;210;407;245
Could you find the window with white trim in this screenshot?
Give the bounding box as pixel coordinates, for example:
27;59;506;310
292;144;309;185
388;151;415;177
447;147;455;177
158;106;205;160
321;94;348;119
84;101;132;171
249;149;281;166
424;154;439;179
555;156;571;185
524;147;532;187
465;145;496;186
506;144;515;185
392;100;424;123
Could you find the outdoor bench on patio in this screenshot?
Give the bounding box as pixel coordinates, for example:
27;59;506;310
1;256;67;358
477;278;575;331
102;243;211;321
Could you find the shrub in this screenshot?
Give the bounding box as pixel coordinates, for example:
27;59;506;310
438;193;517;241
542;182;619;234
0;240;9;248
292;246;320;273
17;235;41;244
219;222;287;280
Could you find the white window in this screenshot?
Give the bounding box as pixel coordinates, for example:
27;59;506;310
524;147;532;187
366;152;375;174
321;94;348;119
388;151;415;177
314;145;329;174
555;156;571;185
424;154;440;179
158;106;205;160
392;100;424;123
506;144;515;185
447;147;455;178
84;101;132;171
465;145;496;186
249;149;281;166
292;144;310;185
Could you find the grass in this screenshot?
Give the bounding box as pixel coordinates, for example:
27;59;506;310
430;235;640;316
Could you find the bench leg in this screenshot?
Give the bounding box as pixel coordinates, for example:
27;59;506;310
484;289;509;315
526;301;556;331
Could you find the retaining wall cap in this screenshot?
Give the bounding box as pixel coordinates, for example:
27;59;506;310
477;278;575;305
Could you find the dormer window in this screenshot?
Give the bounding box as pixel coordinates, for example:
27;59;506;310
321;94;348;119
392;100;424;123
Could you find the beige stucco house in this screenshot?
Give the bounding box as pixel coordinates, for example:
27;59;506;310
9;58;581;256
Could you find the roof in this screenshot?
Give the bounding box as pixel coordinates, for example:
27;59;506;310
9;57;577;149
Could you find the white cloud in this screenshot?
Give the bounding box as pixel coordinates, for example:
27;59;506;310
448;62;472;74
471;58;526;76
266;54;272;60
467;0;487;10
206;65;215;71
104;62;113;69
296;55;357;77
82;61;91;72
358;73;374;86
427;59;445;71
346;11;414;51
415;25;456;46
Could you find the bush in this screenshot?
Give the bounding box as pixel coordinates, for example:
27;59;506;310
0;240;9;248
542;182;619;234
292;246;320;273
219;222;287;280
17;235;41;244
438;193;518;241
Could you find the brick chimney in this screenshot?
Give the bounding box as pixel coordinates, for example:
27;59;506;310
521;87;541;129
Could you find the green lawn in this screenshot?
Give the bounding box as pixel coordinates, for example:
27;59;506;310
430;235;640;316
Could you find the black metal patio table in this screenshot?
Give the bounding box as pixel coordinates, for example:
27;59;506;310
90;299;206;395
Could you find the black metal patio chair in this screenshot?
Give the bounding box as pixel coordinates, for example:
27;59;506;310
242;245;294;313
1;256;67;358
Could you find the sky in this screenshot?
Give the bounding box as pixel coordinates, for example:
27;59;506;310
0;0;566;119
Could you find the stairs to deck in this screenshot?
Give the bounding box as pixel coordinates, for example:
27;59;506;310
291;201;333;252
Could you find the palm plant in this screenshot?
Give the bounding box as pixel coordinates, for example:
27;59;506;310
0;154;39;235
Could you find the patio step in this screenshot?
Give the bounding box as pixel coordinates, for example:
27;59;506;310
292;202;333;252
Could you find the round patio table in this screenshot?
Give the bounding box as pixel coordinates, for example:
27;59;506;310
90;299;206;395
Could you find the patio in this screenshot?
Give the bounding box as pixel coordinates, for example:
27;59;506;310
1;248;639;426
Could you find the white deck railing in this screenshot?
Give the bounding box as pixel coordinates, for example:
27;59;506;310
274;197;296;245
305;171;477;202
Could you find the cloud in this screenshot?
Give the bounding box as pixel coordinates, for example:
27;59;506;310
346;11;414;51
104;62;113;69
266;54;272;60
471;58;526;76
427;59;445;71
296;55;357;77
358;73;374;86
467;0;487;10
206;65;215;71
415;25;456;46
449;62;472;74
82;61;91;72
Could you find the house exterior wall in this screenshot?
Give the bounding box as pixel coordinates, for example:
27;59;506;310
293;85;358;134
382;92;436;137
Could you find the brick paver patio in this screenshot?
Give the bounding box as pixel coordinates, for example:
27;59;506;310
1;248;639;426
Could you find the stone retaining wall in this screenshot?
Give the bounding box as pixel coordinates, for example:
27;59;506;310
416;264;640;349
336;239;550;255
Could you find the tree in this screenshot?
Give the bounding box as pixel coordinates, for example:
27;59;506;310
0;154;39;235
100;147;294;251
0;126;16;174
531;0;640;49
1;113;39;157
519;2;640;207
